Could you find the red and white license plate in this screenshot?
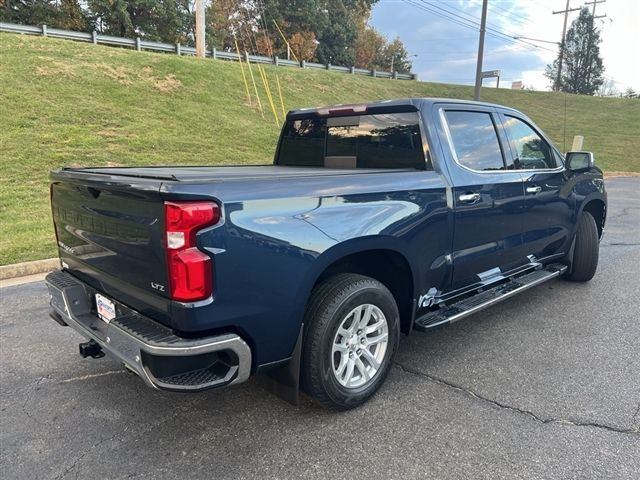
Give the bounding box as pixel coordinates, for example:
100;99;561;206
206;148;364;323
95;293;116;323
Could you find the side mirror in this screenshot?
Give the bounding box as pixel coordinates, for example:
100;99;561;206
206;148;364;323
566;151;594;171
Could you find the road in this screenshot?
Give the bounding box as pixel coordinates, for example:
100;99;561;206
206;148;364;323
1;177;638;480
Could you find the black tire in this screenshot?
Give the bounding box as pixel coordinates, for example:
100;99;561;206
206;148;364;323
564;211;599;282
301;273;399;410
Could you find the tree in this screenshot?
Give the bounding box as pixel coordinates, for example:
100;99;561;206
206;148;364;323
262;0;378;64
314;0;357;65
382;37;412;73
354;27;413;73
288;31;317;60
1;0;89;31
354;26;386;69
87;0;193;45
207;0;272;53
545;8;604;95
0;0;413;70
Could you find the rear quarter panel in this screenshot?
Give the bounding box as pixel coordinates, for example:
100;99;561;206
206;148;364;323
161;171;449;367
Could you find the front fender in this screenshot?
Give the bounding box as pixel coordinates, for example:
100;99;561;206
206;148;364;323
570;172;607;238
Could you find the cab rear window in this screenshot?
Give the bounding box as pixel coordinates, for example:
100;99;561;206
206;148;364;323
276;112;427;169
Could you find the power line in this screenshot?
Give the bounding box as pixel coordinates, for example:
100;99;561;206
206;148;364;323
488;1;533;26
418;0;557;52
404;0;557;54
415;0;557;53
421;0;528;37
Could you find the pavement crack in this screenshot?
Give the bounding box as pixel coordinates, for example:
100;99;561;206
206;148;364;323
48;399;194;480
605;206;635;220
51;430;124;480
395;362;640;436
19;376;50;426
632;403;640;430
60;370;126;383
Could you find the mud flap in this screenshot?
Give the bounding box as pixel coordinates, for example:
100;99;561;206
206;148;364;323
261;324;303;406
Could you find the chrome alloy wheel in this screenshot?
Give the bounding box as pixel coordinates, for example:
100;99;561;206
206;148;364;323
331;304;389;389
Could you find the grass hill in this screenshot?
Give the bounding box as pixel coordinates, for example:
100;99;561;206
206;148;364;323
1;33;639;265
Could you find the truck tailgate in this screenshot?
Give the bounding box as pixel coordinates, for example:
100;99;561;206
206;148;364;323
50;169;171;319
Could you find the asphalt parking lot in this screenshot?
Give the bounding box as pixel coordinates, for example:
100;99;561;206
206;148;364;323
1;177;638;480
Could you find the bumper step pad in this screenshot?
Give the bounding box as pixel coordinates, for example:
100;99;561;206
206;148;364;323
45;270;251;392
414;263;567;331
156;365;228;387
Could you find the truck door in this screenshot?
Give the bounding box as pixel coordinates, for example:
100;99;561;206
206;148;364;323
498;113;574;260
438;106;528;290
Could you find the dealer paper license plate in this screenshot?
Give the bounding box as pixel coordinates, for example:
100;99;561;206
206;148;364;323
95;293;116;323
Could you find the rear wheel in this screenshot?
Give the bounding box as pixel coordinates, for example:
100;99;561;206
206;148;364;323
301;274;399;410
564;211;599;282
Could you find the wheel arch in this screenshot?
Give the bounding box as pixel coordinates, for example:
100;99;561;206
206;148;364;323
578;196;606;239
300;237;417;335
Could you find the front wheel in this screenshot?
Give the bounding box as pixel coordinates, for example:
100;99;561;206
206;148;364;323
564;211;600;282
301;274;399;410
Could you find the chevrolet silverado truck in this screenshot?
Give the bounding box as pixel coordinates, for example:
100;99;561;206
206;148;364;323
45;98;606;409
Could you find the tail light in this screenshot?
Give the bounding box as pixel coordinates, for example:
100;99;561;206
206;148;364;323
164;201;220;302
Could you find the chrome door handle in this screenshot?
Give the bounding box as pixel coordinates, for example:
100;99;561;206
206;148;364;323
526;186;542;194
459;192;481;203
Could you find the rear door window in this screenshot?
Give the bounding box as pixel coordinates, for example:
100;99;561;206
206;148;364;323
444;110;506;171
277;112;427;169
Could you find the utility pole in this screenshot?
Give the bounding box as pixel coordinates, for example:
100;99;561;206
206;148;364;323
552;0;580;91
473;0;488;101
585;0;606;17
195;0;205;58
583;0;606;87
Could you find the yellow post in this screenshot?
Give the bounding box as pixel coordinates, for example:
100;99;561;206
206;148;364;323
273;20;299;62
245;54;264;118
234;38;251;106
275;73;286;119
258;65;279;125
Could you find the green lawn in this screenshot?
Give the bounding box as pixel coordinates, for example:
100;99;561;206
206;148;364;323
1;33;639;265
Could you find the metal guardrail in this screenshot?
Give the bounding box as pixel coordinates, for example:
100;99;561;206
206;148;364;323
0;22;418;81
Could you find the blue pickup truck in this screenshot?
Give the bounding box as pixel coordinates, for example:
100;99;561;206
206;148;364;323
46;98;606;409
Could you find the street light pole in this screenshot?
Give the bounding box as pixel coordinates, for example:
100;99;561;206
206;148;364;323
473;0;488;101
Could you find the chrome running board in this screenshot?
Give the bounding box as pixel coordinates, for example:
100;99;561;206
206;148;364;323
414;263;567;331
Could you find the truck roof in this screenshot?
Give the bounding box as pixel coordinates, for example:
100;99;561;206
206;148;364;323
287;97;519;118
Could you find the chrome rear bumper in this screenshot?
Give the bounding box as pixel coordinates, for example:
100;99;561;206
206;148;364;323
45;270;252;392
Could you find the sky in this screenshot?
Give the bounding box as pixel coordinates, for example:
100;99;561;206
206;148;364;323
370;0;639;93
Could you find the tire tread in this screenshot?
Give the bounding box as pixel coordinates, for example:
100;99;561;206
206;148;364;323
301;273;397;410
565;211;599;282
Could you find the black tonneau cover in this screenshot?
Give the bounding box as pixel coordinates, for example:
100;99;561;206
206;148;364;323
68;165;413;183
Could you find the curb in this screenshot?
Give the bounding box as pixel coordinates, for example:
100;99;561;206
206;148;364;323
603;172;640;179
0;258;59;280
